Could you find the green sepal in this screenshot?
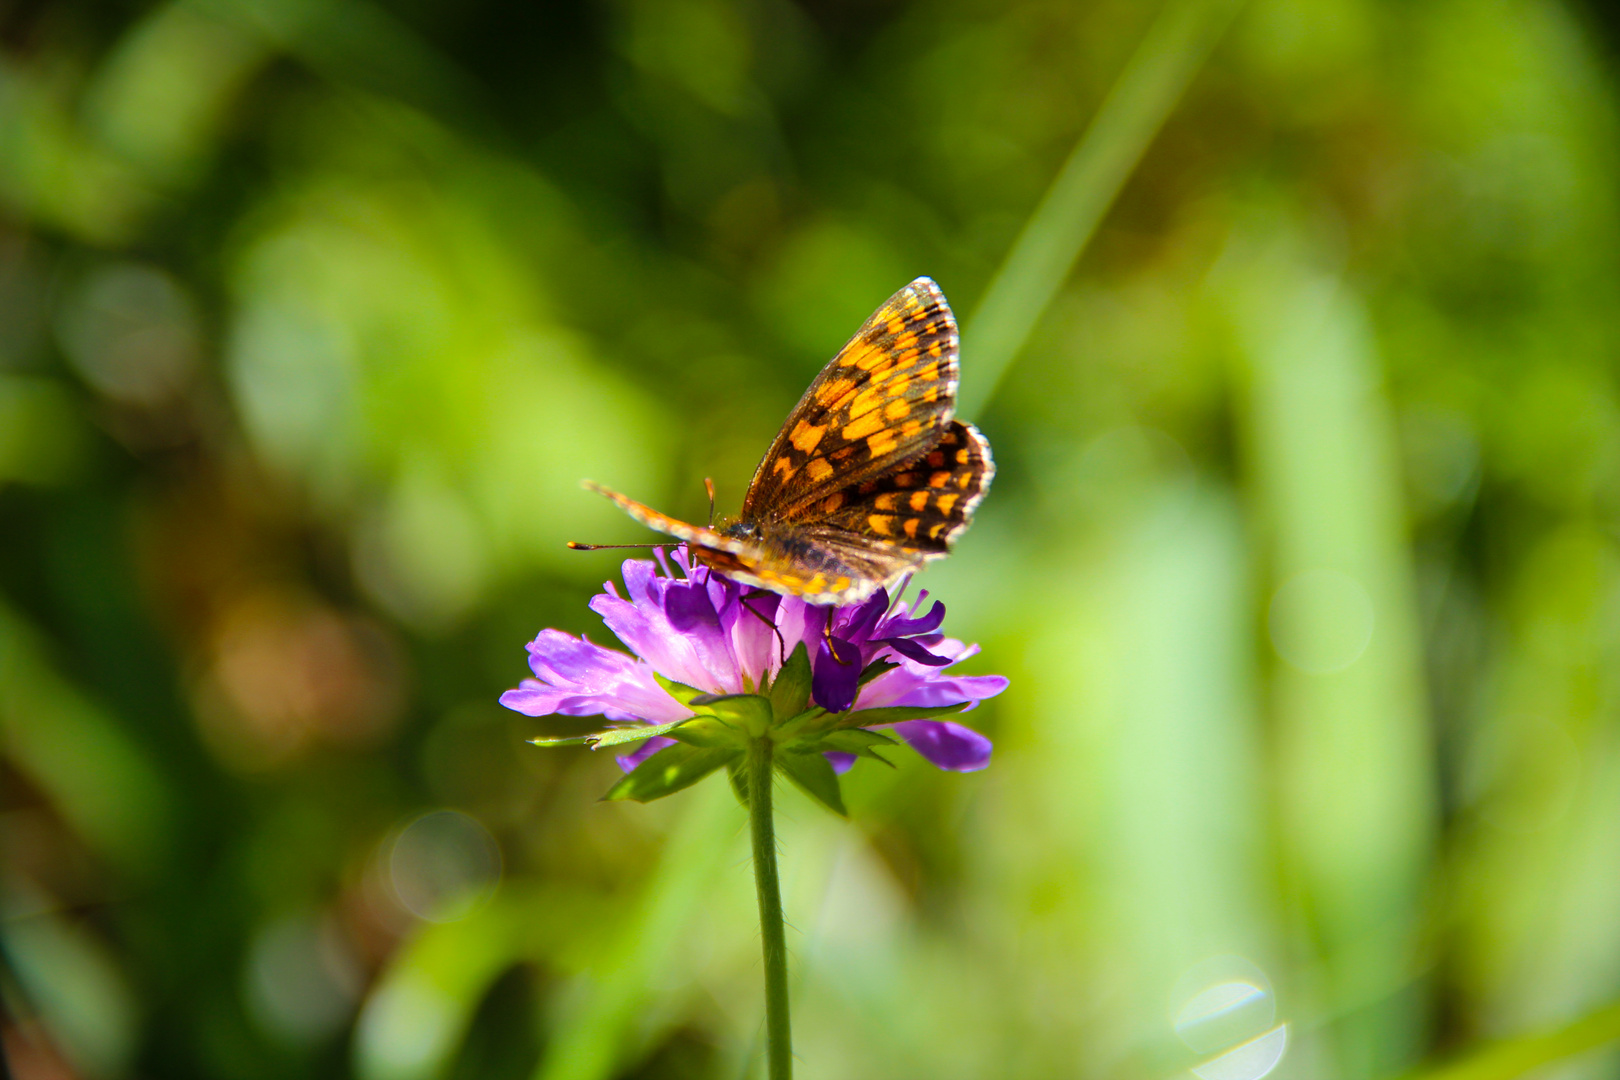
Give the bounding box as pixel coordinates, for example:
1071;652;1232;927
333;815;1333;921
857;658;899;688
768;643;812;722
527;733;594;747
727;757;750;808
602;743;739;803
840;701;969;725
772;706;827;741
817;727;898;762
777;725;897;760
581;716;697;750
788;700;970;740
654;673;710;708
775;749;847;816
686;692;773;737
667;716;749;750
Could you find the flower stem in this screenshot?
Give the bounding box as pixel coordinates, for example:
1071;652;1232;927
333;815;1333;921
748;735;792;1080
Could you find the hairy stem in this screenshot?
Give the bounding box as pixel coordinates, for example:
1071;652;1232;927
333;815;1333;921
748;735;792;1080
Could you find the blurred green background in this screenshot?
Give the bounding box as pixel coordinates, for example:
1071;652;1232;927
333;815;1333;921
5;0;1620;1078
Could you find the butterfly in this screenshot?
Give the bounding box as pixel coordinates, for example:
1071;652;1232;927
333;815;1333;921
581;277;993;606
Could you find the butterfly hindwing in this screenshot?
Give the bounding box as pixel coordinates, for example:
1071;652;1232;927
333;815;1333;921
805;421;994;554
692;544;891;606
741;277;960;523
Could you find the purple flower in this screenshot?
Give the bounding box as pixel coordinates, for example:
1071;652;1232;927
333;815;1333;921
501;547;1004;774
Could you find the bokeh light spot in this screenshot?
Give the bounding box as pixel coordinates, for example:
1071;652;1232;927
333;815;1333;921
244;913;361;1046
386;810;501;923
1191;1025;1289;1080
1172;957;1288;1080
55;261;199;407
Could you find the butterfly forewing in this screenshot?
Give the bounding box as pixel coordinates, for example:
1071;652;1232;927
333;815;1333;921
581;482;753;555
741;278;960;523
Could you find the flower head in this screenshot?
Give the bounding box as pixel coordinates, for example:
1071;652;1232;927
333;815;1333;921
502;547;1005;807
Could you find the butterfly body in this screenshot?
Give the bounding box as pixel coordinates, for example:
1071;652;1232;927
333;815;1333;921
585;278;993;605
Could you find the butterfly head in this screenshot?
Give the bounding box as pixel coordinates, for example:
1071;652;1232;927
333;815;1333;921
717;519;762;542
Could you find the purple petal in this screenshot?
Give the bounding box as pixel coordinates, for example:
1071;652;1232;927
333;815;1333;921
669;546;694;577
771;599;825;682
729;589;780;687
878;597;945;638
891;720;992;772
591;590;713;691
664;576;720;634
620;557;666;608
502;631;691;723
861;671;1009;712
881;636;954;667
854;637;1008;712
812;634;862;713
523;629;628;682
825;751;857;774
665;578;744;693
616;735;677;772
835;591;888;644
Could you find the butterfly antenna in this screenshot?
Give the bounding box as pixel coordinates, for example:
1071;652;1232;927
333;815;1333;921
704;477;717;527
566;542;672;551
741;591;788;664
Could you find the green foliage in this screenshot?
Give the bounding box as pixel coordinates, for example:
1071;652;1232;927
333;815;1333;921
603;744;740;804
5;0;1620;1078
766;643;813;721
556;661;966;806
775;749;847;817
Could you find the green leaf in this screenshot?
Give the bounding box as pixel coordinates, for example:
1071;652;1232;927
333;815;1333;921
602;744;739;803
767;643;812;722
1397;998;1620;1080
685;693;773;736
667;716;748;750
775;749;847;816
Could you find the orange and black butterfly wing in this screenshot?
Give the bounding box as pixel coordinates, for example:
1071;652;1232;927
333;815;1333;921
698;421;997;606
581;482;813;596
581;481;756;557
741;277;959;523
806;421;994;556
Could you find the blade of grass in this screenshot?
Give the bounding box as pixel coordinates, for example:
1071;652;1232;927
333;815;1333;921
961;0;1246;417
1396;999;1620;1080
1219;232;1437;1078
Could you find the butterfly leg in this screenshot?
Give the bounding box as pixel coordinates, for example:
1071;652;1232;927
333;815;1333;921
741;590;789;665
705;477;717;527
